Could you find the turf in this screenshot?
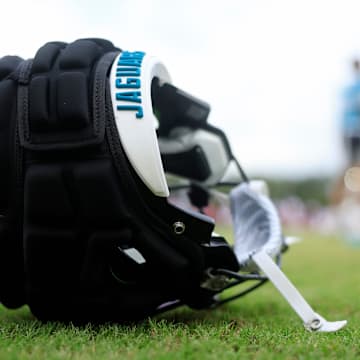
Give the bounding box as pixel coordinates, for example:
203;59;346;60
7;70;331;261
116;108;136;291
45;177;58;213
0;230;359;359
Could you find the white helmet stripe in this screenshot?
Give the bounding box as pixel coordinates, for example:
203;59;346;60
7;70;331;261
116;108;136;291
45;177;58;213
110;51;170;197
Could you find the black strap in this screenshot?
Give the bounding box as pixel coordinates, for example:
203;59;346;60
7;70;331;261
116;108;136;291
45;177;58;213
0;56;28;308
0;56;23;212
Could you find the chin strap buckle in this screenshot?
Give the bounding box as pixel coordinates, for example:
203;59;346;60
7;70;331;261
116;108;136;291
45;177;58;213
252;250;347;332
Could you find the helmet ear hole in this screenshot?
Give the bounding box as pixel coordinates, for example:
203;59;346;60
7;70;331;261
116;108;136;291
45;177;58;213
109;246;147;285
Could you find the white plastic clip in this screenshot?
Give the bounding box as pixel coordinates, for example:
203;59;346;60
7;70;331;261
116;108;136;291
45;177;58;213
252;250;347;332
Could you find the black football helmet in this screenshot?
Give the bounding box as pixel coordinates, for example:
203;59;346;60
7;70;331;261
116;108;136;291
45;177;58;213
0;38;346;331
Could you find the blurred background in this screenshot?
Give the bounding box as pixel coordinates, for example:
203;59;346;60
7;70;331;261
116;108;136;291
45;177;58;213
2;0;360;240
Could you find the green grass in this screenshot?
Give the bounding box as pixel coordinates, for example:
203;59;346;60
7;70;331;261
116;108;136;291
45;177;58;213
0;229;359;359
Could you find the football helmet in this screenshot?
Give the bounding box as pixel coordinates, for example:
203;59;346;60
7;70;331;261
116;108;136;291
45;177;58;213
0;38;346;331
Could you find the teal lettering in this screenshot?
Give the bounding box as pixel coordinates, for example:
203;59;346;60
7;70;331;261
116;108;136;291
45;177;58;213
116;67;140;77
114;51;146;119
116;91;142;103
117;105;143;119
121;51;145;59
116;78;140;89
118;59;142;67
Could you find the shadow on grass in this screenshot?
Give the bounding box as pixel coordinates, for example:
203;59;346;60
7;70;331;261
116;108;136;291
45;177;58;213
154;299;283;327
0;297;284;336
0;305;35;322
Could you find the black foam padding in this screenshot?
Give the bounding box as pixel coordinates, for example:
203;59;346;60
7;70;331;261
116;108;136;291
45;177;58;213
72;160;130;223
59;40;102;69
24;164;75;225
0;56;23;80
23;160;126;292
82;38;117;52
19;39;119;150
25;229;80;288
22;155;198;320
31;42;66;73
29;75;50;131
57;72;89;129
24;160;132;228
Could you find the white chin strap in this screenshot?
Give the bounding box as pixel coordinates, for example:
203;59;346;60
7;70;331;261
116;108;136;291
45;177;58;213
231;182;347;332
252;250;347;332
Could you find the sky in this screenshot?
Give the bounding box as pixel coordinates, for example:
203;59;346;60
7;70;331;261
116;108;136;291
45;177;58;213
2;0;360;179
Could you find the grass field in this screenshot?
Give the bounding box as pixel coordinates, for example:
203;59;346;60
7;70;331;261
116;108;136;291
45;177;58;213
0;229;359;359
